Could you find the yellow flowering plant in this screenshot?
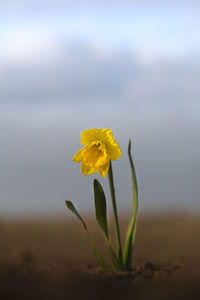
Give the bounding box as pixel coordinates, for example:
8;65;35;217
66;128;138;272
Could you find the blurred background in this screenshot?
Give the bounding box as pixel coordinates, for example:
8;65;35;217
0;0;199;219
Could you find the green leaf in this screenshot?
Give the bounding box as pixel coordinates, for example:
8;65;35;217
65;200;87;230
107;241;123;271
65;200;110;272
93;179;108;238
123;140;138;270
93;180;122;271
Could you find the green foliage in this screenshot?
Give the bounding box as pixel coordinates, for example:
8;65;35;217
65;201;87;230
93;179;108;238
123;140;138;270
66;140;138;272
93;180;122;270
65;200;110;272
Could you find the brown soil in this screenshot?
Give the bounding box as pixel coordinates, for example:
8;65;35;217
0;216;199;300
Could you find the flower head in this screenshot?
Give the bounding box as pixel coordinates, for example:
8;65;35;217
72;128;122;178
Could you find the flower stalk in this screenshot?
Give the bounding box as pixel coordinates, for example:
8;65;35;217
108;161;123;269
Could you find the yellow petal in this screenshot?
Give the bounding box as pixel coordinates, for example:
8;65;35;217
97;160;110;178
76;129;121;174
72;147;86;162
107;141;122;160
81;128;101;145
81;163;96;175
81;128;114;145
98;129;122;160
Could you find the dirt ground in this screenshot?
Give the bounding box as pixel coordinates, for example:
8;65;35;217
0;215;199;300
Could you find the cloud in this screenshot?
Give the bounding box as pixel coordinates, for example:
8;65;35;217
125;59;200;106
0;32;139;103
0;28;62;65
0;27;199;115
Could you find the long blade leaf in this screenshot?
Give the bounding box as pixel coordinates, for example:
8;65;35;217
123;140;138;270
93;179;108;238
93;181;122;270
65;200;110;272
66;200;87;230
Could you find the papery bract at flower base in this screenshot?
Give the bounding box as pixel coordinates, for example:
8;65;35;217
72;128;122;178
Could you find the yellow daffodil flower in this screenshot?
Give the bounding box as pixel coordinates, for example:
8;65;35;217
72;128;122;177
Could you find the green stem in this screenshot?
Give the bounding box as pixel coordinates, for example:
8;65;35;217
108;161;123;269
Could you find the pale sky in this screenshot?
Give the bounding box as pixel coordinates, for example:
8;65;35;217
0;0;200;218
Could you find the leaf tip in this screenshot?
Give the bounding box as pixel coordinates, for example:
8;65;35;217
65;200;73;209
128;140;131;153
93;178;98;185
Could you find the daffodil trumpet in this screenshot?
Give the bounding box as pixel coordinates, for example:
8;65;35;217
66;128;138;272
